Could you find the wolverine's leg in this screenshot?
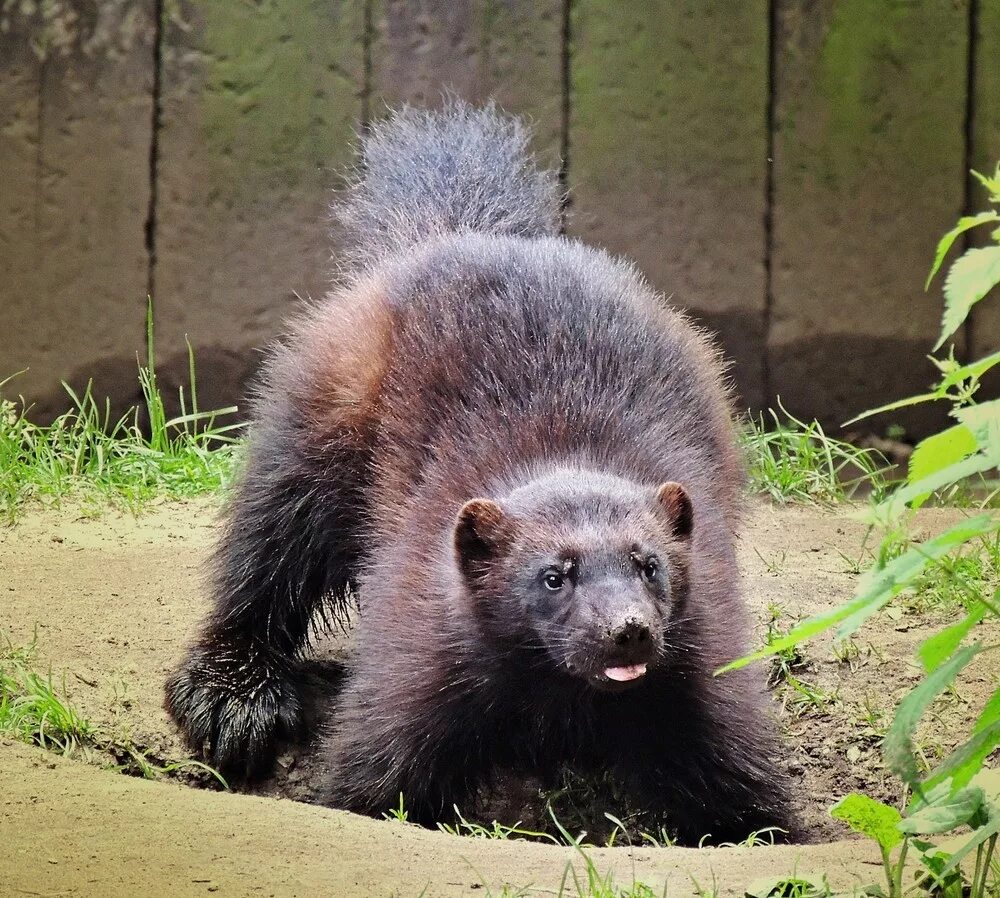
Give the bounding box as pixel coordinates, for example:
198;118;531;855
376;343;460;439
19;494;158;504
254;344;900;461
166;280;394;778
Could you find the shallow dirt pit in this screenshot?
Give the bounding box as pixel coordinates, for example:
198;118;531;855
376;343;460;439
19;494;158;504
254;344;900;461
1;499;997;896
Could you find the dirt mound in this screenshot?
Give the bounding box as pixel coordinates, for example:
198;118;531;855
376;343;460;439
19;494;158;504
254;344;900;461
2;739;883;897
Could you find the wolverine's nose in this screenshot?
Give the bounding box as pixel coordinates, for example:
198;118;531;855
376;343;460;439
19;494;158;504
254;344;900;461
609;619;651;647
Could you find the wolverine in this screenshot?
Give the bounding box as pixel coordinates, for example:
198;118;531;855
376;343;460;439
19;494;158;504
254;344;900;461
166;101;791;845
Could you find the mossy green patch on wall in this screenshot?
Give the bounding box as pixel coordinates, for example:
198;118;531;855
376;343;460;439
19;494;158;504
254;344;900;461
568;0;771;408
769;0;970;435
153;0;364;403
571;0;769;191
778;0;968;193
192;0;362;196
0;0;155;421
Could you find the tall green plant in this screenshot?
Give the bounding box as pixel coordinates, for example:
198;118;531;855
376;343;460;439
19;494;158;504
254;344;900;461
722;165;1000;898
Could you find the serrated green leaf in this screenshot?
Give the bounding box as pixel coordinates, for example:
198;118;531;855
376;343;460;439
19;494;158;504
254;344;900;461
940;814;1000;875
898;785;984;834
924;720;1000;794
971;165;1000;201
906;425;978;507
833;797;904;853
926;211;1000;288
918;604;987;673
842;351;1000;427
885;645;981;786
878;457;999;517
974;687;1000;736
830;794;902;851
717;517;997;674
953;399;1000;457
914;841;952;877
909;425;979;481
835;517;997;639
935;246;1000;350
933;769;1000;874
909;780;956;813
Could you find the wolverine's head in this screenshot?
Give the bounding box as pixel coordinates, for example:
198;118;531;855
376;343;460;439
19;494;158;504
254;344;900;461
453;469;693;690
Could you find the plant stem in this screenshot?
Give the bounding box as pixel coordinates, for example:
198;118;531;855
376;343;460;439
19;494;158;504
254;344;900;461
893;838;909;898
974;834;997;898
881;846;895;897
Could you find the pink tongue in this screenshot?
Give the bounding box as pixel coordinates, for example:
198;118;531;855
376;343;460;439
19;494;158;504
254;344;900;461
604;663;647;682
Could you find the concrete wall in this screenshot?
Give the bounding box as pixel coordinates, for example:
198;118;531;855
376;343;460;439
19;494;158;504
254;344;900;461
1;0;997;437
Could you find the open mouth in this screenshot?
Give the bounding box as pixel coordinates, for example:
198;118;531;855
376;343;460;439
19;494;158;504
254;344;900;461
602;663;647;682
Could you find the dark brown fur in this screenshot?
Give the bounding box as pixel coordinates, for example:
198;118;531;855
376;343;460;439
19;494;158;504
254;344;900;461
165;103;792;844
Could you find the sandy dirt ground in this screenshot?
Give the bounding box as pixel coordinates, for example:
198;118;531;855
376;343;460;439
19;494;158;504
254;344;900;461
1;499;997;897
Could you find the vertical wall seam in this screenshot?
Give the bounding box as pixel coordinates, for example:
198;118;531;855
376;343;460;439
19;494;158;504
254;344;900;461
761;0;778;406
558;0;572;231
361;0;374;133
145;0;164;307
961;0;980;360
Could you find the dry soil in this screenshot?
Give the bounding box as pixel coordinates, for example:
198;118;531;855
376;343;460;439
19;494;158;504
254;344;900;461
1;499;997;897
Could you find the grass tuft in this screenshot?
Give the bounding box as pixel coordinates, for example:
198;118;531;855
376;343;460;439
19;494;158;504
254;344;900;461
744;403;889;504
549;809;668;898
0;301;242;522
0;632;228;789
0;634;93;755
438;806;560;843
890;528;1000;614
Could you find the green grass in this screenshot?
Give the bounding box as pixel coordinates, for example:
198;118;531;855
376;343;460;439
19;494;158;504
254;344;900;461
474;809;672;898
3;321;889;522
907;530;1000;612
3;318;889;522
743;404;889;504
0;302;242;522
483;879;666;898
757;604;840;719
761;602;807;687
0;634;94;755
873;526;1000;614
0;632;227;788
389;787;786;871
438;807;561;843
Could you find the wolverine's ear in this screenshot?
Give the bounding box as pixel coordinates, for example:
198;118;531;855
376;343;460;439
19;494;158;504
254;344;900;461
654;482;693;540
454;499;512;581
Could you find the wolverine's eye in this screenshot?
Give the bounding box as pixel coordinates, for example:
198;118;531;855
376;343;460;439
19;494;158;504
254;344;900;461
543;571;565;591
640;557;659;585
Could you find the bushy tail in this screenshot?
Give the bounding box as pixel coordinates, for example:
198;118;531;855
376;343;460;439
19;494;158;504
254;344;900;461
334;100;562;272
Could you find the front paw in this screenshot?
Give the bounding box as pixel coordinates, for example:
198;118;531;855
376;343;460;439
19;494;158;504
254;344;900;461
164;637;303;780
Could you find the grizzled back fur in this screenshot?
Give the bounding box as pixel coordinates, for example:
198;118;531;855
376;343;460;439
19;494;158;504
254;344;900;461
334;100;562;273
